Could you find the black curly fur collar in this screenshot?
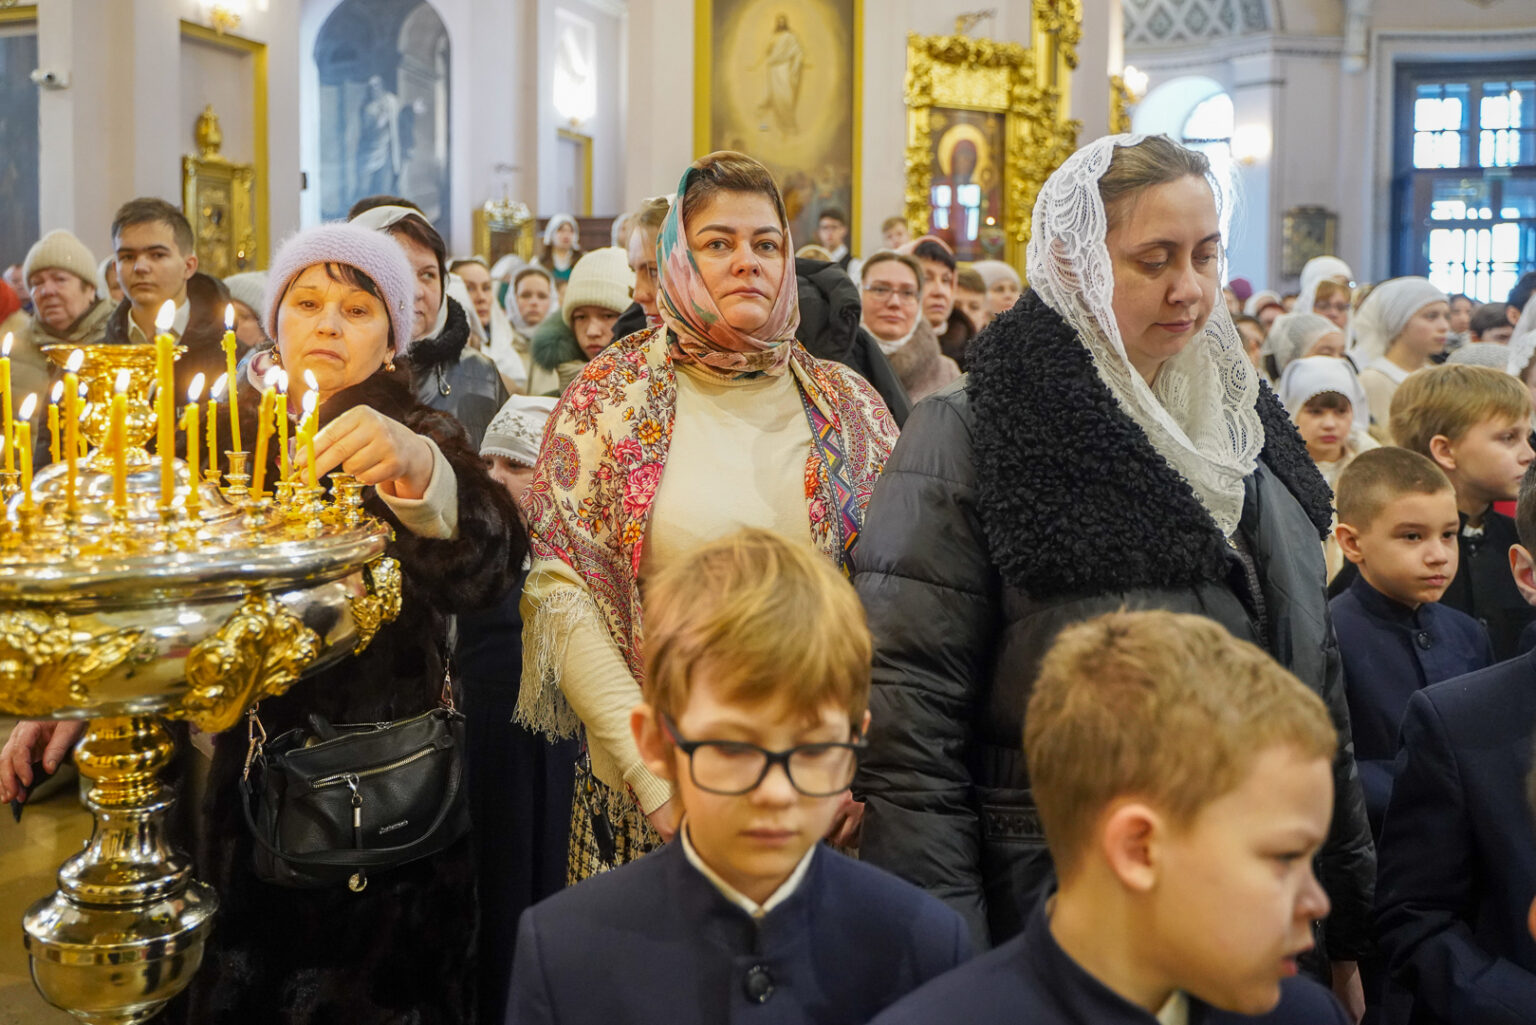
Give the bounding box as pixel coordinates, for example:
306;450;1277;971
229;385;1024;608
402;297;472;372
966;290;1333;601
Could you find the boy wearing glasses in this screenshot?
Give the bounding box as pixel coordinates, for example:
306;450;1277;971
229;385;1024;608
506;529;970;1025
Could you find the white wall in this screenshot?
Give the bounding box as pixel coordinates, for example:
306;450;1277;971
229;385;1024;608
32;0;298;266
1128;1;1536;290
538;0;626;219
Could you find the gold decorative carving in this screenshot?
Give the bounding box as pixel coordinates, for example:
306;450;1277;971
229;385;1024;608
182;592;321;733
905;22;1081;268
182;104;259;279
0;611;146;717
347;556;403;655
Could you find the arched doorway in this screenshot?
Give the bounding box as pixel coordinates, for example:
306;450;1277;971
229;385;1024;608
1135;76;1236;249
313;0;451;227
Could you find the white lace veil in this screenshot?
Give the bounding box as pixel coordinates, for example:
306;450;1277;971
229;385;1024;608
1026;133;1264;537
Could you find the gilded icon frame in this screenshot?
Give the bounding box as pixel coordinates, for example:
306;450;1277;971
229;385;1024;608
904;1;1083;269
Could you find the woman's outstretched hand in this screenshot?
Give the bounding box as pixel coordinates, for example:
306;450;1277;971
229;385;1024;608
0;720;85;804
309;406;436;499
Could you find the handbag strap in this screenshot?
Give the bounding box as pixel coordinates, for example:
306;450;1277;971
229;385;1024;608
239;720;467;869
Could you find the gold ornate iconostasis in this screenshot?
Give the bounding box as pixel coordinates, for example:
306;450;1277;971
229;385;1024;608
179;20;268;277
905;2;1083;269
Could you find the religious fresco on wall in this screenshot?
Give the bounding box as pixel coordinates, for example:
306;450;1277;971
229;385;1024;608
313;0;451;229
0;29;39;269
926;107;1006;263
702;0;860;248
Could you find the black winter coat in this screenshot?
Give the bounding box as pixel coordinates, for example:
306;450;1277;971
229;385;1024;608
103;271;232;403
404;297;510;449
795;256;913;427
164;371;525;1025
852;291;1375;961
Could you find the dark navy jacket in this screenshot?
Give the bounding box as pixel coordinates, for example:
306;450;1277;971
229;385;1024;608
1439;510;1535;662
867;900;1350;1025
506;839;971;1025
1374;649;1536;1024
1331;574;1493;834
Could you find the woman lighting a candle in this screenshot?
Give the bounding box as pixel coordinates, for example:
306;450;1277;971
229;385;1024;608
0;222;526;1025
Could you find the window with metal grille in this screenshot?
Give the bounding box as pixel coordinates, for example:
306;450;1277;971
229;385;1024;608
1392;62;1536;303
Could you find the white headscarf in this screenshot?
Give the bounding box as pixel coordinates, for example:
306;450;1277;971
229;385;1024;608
1026;133;1263;538
1506;299;1536;379
542;213;578;247
1243;289;1284;318
1276;355;1369;420
1294;256;1354;316
507;265;555;336
1352;277;1447;364
1260;312;1342;379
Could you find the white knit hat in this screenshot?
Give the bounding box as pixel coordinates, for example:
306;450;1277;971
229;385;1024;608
481;394;558;466
560;247;634;326
23;230;98;291
223;271;267;315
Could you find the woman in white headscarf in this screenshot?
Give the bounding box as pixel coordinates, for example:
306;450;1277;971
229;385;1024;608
971;259;1022;318
1277;355;1378;581
1353;277;1450;443
1259;310;1348;382
851;135;1374;1011
1295;256;1355;316
535;213;583;288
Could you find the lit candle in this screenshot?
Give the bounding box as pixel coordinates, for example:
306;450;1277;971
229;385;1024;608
300;390;319;488
251;385;275;497
183;373;204;517
15;393;35;510
111;370;129;513
274;368;289;484
63;349;82;515
208;372;227;473
154;300;176;508
1;333;12;474
47;381;61;464
222;304;242;452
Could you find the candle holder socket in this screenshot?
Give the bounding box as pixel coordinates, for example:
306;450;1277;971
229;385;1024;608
329;473;365;527
223;451;251;499
0;469;18;501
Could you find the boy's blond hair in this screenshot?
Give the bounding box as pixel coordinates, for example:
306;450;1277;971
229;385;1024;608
1389;364;1532;458
642;528;871;728
1334;446;1454;533
1025;610;1336;880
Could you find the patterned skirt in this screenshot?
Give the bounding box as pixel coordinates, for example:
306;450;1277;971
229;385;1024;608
566;750;662;884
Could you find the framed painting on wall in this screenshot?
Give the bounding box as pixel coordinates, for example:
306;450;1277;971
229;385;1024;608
694;0;862;250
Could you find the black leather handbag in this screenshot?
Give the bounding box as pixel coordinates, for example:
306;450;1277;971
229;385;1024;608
239;700;470;892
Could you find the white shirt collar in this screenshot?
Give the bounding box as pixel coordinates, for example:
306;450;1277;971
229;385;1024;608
826;243;849;262
126;298;190;343
1155;991;1189;1025
680;823;816;919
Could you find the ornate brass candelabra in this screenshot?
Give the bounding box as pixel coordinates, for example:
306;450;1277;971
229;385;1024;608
1;344;402;1023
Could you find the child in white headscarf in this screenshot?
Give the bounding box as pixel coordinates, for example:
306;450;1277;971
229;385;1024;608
1278;355;1378;580
1353;277;1450;443
1259;311;1348;382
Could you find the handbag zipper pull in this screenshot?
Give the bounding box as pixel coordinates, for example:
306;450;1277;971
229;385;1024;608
346;773;368;893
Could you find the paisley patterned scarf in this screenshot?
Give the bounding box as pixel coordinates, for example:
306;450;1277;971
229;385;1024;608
655;161;800;378
518;326;897;740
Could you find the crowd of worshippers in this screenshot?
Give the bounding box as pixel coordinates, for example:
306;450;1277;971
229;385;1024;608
1;134;1536;1025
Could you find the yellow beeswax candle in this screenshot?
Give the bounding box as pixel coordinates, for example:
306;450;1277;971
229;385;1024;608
154;300;176;508
111;370;129;513
47;381;61;464
63;349;82;515
15;393;34;510
222;305;242;452
1;333;13;474
184;374;204;516
275;369;289;483
251;385;275;497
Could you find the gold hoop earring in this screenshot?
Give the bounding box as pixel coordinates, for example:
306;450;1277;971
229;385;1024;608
384;359;396;373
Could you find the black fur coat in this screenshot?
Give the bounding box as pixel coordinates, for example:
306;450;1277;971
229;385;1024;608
853;291;1374;960
164;370;525;1025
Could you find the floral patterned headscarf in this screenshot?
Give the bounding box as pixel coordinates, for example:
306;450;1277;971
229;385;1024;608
655;158;801;377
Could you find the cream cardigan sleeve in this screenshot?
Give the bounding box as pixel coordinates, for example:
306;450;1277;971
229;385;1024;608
519;559;674;815
377;437;459;539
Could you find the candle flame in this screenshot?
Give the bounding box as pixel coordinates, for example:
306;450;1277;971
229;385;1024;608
155;300;176;333
188;372;205;403
114;369;130;394
65;349;84;373
274;368;289;392
211;372;229;401
303;369;319;392
80;402;93;420
50;381;63;402
302;390;318;415
17;393;36;420
2;332;11;357
225;303;235;330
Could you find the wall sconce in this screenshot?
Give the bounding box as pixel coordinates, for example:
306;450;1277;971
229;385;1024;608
1231;123;1272;165
204;1;245;35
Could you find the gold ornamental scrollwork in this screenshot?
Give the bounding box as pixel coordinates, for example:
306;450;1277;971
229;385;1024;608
347;556;403;655
905;18;1081;268
182;592;321;733
0;611;147;717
